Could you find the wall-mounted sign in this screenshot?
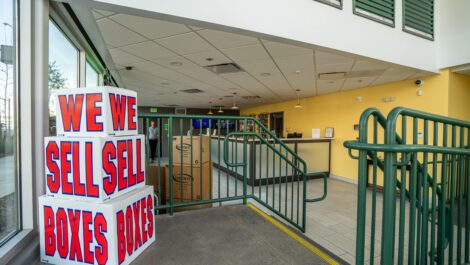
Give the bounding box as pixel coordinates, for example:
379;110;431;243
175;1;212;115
150;107;158;113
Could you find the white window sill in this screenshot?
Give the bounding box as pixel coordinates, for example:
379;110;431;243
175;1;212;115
0;229;36;264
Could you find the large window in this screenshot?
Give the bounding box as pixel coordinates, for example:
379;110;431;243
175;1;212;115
0;0;19;245
86;60;99;87
48;19;79;135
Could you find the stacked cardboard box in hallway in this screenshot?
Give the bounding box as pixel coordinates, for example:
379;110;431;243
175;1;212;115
39;87;155;265
166;135;212;211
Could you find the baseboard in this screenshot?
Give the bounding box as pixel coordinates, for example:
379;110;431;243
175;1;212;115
330;174;358;185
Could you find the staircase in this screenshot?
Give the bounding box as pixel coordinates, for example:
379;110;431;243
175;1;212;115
344;107;470;264
139;113;327;233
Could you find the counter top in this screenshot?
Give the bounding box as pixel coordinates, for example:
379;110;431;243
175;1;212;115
210;135;333;143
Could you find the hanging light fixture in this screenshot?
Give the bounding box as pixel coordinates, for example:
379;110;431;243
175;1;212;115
208;101;213;115
294;97;302;108
217;106;224;114
231;93;239;110
294;89;302;108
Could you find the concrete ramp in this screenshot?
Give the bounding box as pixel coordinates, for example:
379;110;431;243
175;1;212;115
132;205;342;265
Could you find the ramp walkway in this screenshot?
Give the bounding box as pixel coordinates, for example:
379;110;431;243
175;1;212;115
131;204;343;265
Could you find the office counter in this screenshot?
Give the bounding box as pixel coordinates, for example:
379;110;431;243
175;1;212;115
211;136;332;186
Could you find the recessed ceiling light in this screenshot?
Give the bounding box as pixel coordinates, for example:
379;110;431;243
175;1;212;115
170;61;183;66
295;70;301;74
295;89;301;92
260;72;271;77
205;57;214;62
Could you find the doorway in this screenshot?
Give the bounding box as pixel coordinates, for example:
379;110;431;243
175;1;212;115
269;112;284;138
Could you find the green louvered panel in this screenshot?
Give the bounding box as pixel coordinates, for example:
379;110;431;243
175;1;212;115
355;0;395;22
403;0;434;38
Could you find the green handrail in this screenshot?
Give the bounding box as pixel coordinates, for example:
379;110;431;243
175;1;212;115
139;113;328;233
344;106;470;265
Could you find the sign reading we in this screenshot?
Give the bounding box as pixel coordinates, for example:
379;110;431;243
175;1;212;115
56;87;138;137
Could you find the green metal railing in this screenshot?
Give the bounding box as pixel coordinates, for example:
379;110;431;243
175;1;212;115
344;107;470;264
139;113;327;232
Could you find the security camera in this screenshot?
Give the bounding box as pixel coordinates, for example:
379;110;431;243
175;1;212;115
415;79;424;87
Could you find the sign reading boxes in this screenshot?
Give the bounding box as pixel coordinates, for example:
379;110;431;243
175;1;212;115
44;135;146;202
55;87;138;137
39;186;155;265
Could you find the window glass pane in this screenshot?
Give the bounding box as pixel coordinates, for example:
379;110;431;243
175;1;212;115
86;61;99;87
0;0;19;245
48;20;78;135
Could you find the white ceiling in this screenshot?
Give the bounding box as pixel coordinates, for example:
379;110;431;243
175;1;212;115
92;9;430;108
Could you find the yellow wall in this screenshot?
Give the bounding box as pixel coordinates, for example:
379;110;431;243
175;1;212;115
241;70;453;181
448;72;470;120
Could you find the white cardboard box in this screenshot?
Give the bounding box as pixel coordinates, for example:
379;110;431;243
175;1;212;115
39;186;155;265
44;135;146;202
55;86;138;137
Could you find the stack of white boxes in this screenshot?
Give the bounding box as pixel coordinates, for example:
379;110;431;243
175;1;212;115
39;87;155;265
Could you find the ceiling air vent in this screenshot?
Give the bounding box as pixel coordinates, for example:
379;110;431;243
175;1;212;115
242;95;261;100
204;63;243;74
181;88;204;94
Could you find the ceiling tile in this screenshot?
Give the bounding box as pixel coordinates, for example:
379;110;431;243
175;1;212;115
96;18;146;47
341;77;376;90
274;53;315;76
182;50;231;66
152;56;200;69
222;44;270;62
119;41;176;60
177;67;237;89
264;41;312;58
223;72;268;91
237;59;279;77
198;29;259;49
92;11;104;20
372;67;415;85
156;32;214;54
188;25;204;31
109;14;191;39
123;61;170;76
285;74;315;91
351;60;389;72
317;79;343;95
109;48;145;65
315;50;354;65
316;62;354;73
94;9;115;17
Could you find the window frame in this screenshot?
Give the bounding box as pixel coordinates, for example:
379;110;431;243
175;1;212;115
314;0;343;10
1;1;109;262
0;0;22;247
402;0;435;41
353;0;395;27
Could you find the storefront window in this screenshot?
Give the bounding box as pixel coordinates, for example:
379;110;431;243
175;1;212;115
86;61;99;87
0;0;19;245
48;20;79;135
